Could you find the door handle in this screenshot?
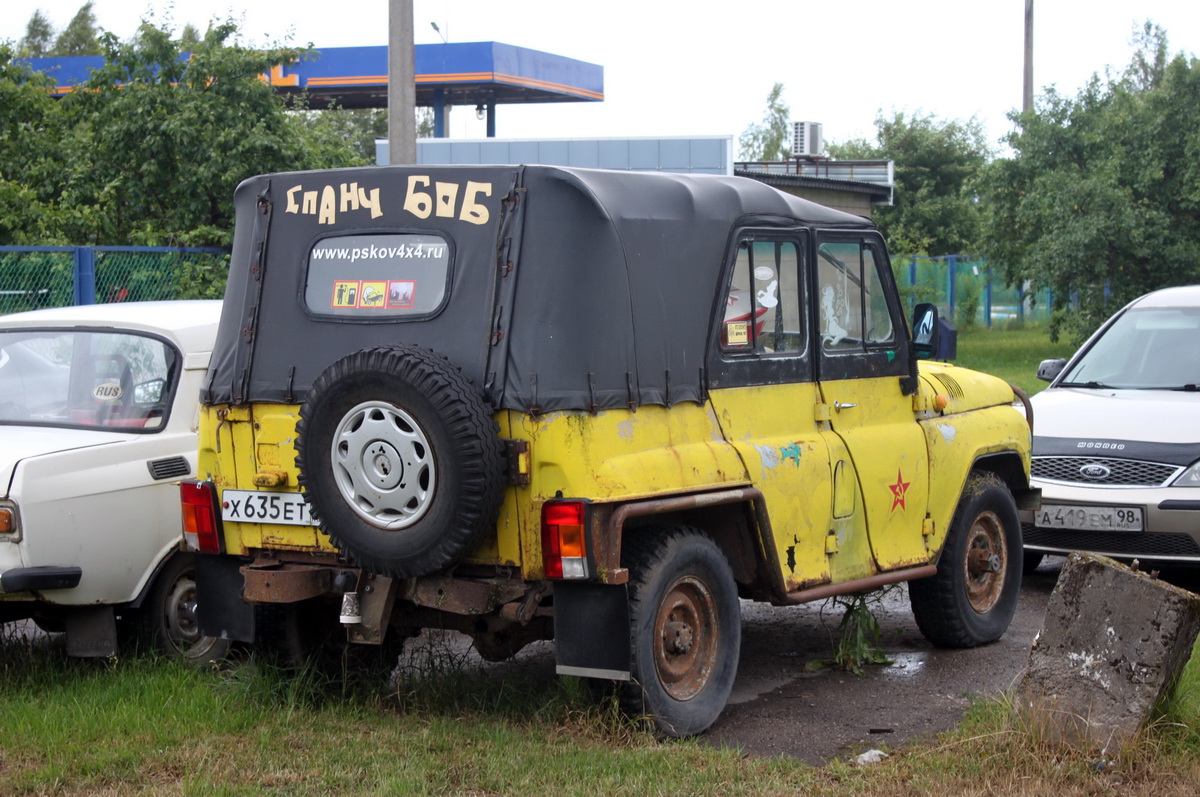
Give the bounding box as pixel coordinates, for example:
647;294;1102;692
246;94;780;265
834;401;858;412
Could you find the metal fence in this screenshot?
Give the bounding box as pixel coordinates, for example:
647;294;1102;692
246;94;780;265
2;246;1046;329
0;246;229;314
894;254;1054;328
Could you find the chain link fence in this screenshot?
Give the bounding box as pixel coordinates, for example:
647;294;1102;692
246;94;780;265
0;247;229;314
893;255;1055;329
3;247;1050;331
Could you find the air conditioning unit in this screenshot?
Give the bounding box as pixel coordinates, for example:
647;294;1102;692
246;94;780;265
792;121;823;157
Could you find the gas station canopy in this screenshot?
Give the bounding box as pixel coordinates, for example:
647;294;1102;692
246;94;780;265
25;41;604;134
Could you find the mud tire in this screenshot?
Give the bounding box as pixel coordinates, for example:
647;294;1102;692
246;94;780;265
296;344;505;579
909;471;1022;648
619;525;740;737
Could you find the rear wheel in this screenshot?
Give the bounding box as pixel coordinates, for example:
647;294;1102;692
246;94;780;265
909;472;1022;648
620;526;740;737
140;555;232;666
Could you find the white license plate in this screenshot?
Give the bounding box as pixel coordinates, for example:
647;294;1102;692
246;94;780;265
221;489;316;526
1034;504;1143;532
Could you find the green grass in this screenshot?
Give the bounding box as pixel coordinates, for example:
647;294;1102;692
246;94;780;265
951;322;1077;396
2;633;1200;795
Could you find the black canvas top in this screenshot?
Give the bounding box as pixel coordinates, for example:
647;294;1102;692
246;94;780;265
203;164;875;413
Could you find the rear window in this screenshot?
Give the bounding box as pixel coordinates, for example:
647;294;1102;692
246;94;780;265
0;328;178;430
304;233;451;319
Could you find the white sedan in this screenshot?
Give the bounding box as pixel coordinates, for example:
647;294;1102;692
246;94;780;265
1024;285;1200;570
0;300;229;662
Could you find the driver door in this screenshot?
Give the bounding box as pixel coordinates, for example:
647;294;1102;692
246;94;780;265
815;236;931;571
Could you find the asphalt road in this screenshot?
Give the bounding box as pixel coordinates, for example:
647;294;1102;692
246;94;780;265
701;556;1064;764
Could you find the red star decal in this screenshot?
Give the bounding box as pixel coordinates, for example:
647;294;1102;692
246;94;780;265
889;469;911;511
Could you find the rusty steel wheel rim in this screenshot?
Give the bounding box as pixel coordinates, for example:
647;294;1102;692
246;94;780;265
963;510;1007;613
653;575;719;701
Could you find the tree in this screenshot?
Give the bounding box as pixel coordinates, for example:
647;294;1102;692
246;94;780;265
43;21;365;247
828;112;989;257
52;2;101;56
0;44;63;244
739;82;792;161
18;10;54;58
178;24;202;51
980;23;1200;341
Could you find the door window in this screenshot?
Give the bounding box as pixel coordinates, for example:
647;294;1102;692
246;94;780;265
711;234;810;388
817;240;894;351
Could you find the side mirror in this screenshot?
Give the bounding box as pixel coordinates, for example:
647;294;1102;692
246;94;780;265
134;378;166;405
912;303;939;360
1037;358;1067;383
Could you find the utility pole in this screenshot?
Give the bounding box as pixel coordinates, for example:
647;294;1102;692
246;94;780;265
388;0;416;164
1023;0;1034;114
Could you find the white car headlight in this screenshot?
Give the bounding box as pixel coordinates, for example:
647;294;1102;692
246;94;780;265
1172;461;1200;487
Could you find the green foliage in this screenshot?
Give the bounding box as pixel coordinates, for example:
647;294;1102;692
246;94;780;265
1;18;365;249
807;590;894;676
980;23;1200;342
828;112;989;256
0;45;62;245
2;20;364;249
17;10;54;58
738;82;792;161
52;2;101;56
954;272;984;330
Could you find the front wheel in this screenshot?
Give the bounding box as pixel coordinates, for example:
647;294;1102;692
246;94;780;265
619;526;740;737
139;554;232;666
909;471;1022;648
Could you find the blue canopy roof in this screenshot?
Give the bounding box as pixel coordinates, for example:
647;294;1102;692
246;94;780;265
22;41;604;110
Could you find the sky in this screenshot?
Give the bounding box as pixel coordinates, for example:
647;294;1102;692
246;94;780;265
5;0;1200;154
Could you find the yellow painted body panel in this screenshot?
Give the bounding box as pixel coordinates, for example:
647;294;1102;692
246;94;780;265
201;402;748;578
919;403;1033;556
707;383;838;591
198;358;1031;594
821;376;931;570
915;362;1032;558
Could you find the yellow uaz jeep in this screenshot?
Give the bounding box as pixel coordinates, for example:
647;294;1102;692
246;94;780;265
181;165;1036;736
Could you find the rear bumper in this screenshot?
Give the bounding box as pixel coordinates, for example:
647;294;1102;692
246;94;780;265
0;566;83;593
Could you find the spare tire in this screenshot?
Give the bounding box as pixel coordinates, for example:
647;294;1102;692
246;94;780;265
296;344;505;578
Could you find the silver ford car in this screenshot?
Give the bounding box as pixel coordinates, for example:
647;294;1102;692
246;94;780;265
1023;284;1200;569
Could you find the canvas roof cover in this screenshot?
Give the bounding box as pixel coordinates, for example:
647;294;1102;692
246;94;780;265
203;164;875;413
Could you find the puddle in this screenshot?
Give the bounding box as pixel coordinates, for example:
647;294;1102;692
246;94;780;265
883;651;928;678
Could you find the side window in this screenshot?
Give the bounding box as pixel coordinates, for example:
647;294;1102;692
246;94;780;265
721;240;805;356
817;240;895;352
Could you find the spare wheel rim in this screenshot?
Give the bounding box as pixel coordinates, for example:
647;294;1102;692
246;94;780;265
331;400;437;530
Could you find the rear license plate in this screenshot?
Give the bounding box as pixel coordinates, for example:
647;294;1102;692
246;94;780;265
1034;504;1143;532
221;489;316;526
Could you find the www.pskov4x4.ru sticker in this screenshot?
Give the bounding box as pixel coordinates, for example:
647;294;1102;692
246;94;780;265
331;280;419;310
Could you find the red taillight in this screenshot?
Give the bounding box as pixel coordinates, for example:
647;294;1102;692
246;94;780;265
541;500;589;580
180;481;223;554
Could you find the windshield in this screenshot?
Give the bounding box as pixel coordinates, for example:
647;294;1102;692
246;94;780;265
1060;306;1200;389
0;328;178;430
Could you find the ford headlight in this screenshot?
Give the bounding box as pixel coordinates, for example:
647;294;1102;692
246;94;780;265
1172;461;1200;487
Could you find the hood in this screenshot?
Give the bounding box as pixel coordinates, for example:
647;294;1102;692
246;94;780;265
918;361;1016;414
0;426;128;498
1031;387;1200;464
